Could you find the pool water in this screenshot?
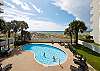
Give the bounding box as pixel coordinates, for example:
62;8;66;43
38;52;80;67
22;44;68;65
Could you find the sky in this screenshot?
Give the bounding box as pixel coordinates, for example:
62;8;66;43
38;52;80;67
2;0;90;31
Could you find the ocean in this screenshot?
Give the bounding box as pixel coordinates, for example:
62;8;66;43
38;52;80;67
31;31;64;35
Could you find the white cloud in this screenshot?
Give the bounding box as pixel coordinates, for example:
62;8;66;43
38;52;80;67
4;7;35;16
12;0;31;10
32;5;41;13
3;13;30;22
29;2;41;13
21;2;31;10
0;0;3;4
4;1;15;8
3;9;65;31
52;0;90;25
27;20;66;31
12;0;22;5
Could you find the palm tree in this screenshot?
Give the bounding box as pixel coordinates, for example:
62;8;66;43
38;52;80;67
0;19;7;37
0;19;6;51
6;22;12;49
0;3;3;5
64;27;73;45
0;19;5;31
69;20;87;45
11;20;20;46
18;21;29;41
0;2;3;13
27;32;31;40
23;31;31;41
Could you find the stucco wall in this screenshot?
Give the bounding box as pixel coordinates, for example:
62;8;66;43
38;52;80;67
90;0;100;44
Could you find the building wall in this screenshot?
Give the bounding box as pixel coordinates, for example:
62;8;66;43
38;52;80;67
91;0;100;44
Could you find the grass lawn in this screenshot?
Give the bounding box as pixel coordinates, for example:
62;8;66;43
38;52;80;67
74;45;100;71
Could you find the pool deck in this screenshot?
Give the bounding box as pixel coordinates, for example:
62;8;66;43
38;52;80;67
1;43;75;71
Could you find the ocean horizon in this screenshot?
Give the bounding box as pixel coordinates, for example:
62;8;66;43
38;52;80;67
29;31;90;35
30;31;64;34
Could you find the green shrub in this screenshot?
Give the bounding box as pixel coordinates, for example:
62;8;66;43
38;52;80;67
80;39;94;43
86;35;93;40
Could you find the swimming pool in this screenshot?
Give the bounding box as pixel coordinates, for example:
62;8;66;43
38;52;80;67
22;44;68;66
